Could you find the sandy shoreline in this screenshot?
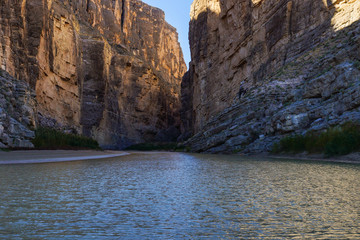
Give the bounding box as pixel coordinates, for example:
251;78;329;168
1;149;359;165
0;150;129;165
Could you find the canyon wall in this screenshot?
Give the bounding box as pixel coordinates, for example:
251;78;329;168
0;69;36;148
0;0;186;149
182;0;360;153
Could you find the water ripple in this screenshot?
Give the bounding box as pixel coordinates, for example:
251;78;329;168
0;153;359;239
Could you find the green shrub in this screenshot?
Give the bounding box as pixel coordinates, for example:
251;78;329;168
125;142;189;152
354;60;360;70
324;123;360;156
0;148;11;152
32;127;100;150
272;122;360;157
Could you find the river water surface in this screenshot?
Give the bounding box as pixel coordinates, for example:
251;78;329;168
0;152;359;239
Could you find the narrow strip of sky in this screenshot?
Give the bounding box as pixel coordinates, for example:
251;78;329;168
141;0;193;66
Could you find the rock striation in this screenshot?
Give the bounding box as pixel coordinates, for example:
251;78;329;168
0;0;186;149
182;0;360;153
0;69;36;148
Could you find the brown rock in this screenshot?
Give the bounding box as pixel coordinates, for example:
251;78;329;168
182;0;360;152
0;0;187;149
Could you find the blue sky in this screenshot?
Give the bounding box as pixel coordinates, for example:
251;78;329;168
141;0;193;66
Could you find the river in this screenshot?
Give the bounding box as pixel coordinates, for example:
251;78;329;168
0;152;359;239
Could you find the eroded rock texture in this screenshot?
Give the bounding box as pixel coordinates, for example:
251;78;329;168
182;0;360;153
0;70;36;148
0;0;186;149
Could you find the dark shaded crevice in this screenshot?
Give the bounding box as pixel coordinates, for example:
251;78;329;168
283;2;293;66
121;0;125;31
86;0;90;12
327;0;333;8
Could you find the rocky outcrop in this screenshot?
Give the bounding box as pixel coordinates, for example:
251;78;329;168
182;0;360;153
0;0;186;149
0;70;36;148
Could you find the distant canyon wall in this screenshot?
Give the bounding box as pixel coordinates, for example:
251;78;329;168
0;0;186;148
182;0;360;153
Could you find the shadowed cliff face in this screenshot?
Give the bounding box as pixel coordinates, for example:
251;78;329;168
0;0;187;149
0;70;36;148
182;0;360;153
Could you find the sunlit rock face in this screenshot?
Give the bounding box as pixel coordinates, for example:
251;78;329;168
181;0;360;153
0;0;187;149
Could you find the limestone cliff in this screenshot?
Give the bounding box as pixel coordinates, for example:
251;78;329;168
182;0;360;153
0;69;36;148
0;0;186;149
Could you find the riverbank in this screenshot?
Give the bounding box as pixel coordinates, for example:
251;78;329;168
0;150;129;165
267;152;360;164
1;149;359;165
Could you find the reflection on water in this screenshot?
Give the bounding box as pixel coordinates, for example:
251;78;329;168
0;153;359;239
